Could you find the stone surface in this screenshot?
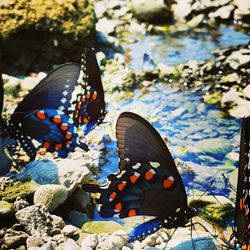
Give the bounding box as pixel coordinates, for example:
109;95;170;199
0;200;15;220
15;204;54;237
3;231;28;249
61;225;79;237
26;236;45;248
34;184;69;212
80;234;98;249
63;239;80;250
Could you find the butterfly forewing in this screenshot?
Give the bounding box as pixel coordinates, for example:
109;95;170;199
235;117;250;246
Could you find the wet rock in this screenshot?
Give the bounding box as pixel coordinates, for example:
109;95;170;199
63;239;80;250
34;184;69;212
82;221;124;235
0;200;15;220
195;138;232;155
15;204;54;237
130;0;172;23
80;234;98;249
68;210;91;228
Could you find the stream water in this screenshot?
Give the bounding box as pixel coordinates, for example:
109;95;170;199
93;26;250;221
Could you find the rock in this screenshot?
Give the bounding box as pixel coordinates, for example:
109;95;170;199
63;239;80;250
20;76;37;91
53;234;66;244
68;210;91;228
226;49;250;70
69;189;90;210
172;0;192;21
34;184;69;212
168;107;187;121
0;200;15;220
0;0;96;74
195;138;232;156
82;221;124;234
13;198;30;211
26;236;45;248
0;179;36;202
51;215;66;230
110;230;128;248
16;158;90;194
221;87;241;106
221;72;239;83
129;0;172;23
203;92;221;105
96;18;118;35
80;234;98;249
96;239;114;250
61;225;79;237
209;5;234;19
243;84;250;99
233;0;250;16
225;152;239;166
187;14;204;28
3;231;28;249
15;204;54;237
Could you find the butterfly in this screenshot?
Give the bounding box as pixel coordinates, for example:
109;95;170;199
83;111;196;242
0;47;106;161
232;117;250;249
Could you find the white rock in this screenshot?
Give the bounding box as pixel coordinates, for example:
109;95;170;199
209;5;234;19
62;225;79;237
110;230;128;248
34;184;68;212
233;0;250;15
96;239;114;250
81;234;98;249
96;18;118;35
21;76;37;91
63;239;80;250
243;84;250;99
172;0;192;21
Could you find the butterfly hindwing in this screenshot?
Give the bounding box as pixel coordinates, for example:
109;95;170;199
234;117;250;247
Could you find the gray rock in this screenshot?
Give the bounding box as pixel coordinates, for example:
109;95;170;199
26;236;45;248
96;239;114;250
34;184;69;212
243;84;250;99
110;230;128;248
61;225;79;237
80;234;98;249
3;231;28;249
69;189;90;210
14;197;30;211
67;210;91;228
130;0;172;23
51;215;66;230
15;204;54;237
63;239;80;250
226;49;250;70
0;200;15;220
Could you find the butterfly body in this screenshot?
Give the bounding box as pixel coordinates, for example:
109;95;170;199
83;112;196;242
233;117;250;249
1;48;106;161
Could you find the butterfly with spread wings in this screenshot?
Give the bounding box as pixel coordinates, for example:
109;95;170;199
232;117;250;249
0;47;106;161
83;112;196;242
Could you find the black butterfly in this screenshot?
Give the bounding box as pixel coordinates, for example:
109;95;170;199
0;47;106;161
83;112;196;242
232;117;250;249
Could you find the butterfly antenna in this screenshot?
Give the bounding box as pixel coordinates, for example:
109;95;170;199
222;173;236;192
196;180;214;201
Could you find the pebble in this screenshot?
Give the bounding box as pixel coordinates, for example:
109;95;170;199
63;238;80;250
81;234;98;249
61;225;79;237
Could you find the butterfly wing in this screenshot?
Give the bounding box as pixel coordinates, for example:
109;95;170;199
0;73;3;115
9;48;105;159
83;112;189;219
234;117;250;246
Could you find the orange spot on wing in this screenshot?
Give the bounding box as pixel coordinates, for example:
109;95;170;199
115;202;122;212
36;111;46;120
86;92;90;99
78;116;82;123
109;192;117;201
77;103;82;110
163;177;174;189
240;199;244;211
81;96;86;103
66;132;72;139
55;144;63;150
83;117;89;124
53;116;62;124
130;175;138;184
128;209;136;217
61;123;68;131
43;141;50;149
92;91;97;100
145;170;154;181
66;141;72;148
117;181;126;191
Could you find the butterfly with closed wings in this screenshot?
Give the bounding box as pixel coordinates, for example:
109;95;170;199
83;112;197;242
0;47;106;161
232;117;250;249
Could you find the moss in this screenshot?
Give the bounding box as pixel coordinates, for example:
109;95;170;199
0;180;36;202
0;0;96;74
190;199;234;227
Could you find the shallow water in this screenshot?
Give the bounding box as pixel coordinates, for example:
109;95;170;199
124;26;250;70
92;26;248;221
